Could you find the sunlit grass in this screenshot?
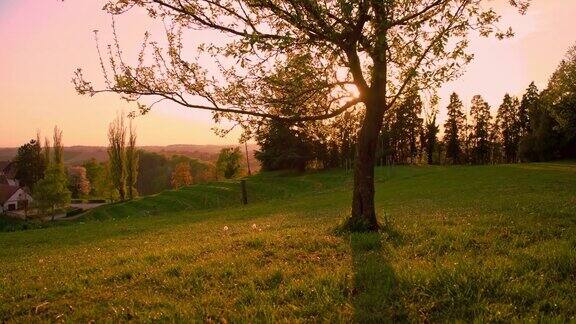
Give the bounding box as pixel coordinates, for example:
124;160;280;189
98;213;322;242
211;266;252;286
1;162;575;321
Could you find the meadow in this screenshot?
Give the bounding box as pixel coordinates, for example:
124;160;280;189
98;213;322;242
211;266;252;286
1;162;575;322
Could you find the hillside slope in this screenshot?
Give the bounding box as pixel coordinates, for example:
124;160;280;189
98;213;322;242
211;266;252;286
0;144;260;166
1;163;575;322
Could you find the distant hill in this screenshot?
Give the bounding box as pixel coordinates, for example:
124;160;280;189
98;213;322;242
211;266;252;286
0;144;260;169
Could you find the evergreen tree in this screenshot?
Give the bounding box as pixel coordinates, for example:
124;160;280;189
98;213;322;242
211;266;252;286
545;45;576;157
488;116;502;164
443;93;466;164
518;83;542;161
518;82;538;136
496;94;521;163
532;101;560;161
424;113;439;165
14;139;46;189
255;120;315;172
517;83;560;161
469;95;492;164
382;89;423;164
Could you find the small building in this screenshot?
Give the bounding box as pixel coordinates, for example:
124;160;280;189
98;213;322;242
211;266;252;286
0;185;33;214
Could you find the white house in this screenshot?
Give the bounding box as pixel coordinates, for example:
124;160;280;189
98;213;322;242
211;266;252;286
0;185;33;214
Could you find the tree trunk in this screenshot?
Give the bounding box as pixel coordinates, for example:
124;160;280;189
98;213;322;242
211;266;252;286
347;94;386;231
119;185;126;201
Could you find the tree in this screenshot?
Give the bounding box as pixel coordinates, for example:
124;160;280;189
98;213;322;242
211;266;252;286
171;162;193;189
443;93;466;164
496;94;521;163
255;120;315;172
518;82;537;137
216;148;244;179
53;126;64;166
68;166;91;198
126;121;139;199
424;113;440;165
332;111;362;169
34;128;70;220
137;151;171;195
108;114;127;200
544;45;576;157
488;114;501;164
43;137;51;166
34;164;71;220
76;0;530;231
381;88;424;164
14;139;46;189
517;82;562;162
170;155;215;184
469;95;492;164
102;163;121;201
82;159;109;198
518;82;541;161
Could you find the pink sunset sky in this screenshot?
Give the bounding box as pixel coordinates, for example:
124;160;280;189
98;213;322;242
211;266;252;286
0;0;575;147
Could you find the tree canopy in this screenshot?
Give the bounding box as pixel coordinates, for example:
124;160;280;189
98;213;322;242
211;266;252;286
76;0;529;125
216;148;244;179
544;45;576;156
75;0;531;231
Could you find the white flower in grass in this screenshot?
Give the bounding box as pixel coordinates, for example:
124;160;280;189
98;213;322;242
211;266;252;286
252;223;258;230
223;226;229;231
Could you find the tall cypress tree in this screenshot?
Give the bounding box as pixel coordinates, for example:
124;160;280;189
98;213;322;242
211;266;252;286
443;93;466;164
108;115;127;201
52;126;64;166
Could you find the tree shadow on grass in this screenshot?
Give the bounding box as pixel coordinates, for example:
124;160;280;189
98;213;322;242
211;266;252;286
350;232;407;323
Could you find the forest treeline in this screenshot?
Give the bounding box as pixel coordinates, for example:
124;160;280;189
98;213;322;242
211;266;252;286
8;46;576;205
255;45;576;171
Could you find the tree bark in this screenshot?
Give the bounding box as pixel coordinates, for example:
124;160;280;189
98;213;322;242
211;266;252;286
347;93;386;231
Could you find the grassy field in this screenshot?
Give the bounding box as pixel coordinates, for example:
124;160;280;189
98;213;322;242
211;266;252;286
1;162;575;322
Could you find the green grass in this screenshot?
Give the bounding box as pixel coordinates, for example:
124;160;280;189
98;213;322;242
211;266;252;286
1;163;575;322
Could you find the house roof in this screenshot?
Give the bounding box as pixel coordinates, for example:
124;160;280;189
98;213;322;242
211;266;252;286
0;184;20;205
0;161;10;171
1;162;17;179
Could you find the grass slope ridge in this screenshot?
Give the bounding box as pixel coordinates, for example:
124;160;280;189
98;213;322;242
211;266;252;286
0;163;575;322
84;169;348;222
